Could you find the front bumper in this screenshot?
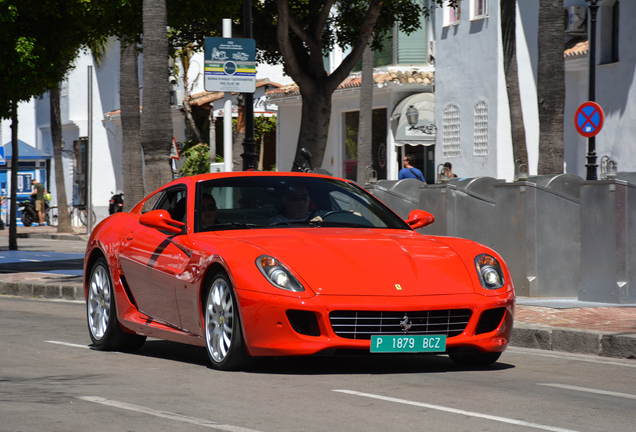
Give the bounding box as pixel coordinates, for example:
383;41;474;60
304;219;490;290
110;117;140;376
236;289;515;357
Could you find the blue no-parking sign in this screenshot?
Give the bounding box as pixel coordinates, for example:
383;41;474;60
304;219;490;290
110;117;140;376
575;101;605;138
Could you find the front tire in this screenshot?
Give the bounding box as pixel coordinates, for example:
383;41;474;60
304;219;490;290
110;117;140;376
204;272;250;370
87;257;146;351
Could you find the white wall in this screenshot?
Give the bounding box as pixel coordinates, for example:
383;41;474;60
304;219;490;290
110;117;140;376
434;1;506;180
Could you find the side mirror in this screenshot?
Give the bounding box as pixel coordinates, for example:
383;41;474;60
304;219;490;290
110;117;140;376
406;209;435;229
140;209;185;234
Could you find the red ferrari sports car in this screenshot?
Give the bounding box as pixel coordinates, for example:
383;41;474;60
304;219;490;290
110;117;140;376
85;172;515;370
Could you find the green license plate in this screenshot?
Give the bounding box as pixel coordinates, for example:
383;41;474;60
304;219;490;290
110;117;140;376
370;335;446;353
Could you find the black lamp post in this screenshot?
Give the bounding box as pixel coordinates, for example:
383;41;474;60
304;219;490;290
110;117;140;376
585;0;600;180
241;0;258;170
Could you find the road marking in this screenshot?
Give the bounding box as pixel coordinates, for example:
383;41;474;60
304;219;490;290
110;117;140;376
538;383;636;400
45;340;90;349
334;390;581;432
77;396;262;432
20;259;42;262
506;347;636;368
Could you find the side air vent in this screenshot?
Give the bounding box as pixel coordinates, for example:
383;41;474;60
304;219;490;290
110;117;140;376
475;308;506;335
286;310;321;337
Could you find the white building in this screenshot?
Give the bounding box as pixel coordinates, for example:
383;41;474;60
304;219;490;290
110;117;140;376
270;0;635;182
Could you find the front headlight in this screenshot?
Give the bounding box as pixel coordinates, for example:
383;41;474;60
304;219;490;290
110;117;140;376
256;255;305;292
474;254;505;290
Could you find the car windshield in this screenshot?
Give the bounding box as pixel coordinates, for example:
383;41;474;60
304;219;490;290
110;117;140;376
195;176;411;232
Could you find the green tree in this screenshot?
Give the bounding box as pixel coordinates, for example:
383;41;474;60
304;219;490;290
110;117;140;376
252;0;447;171
0;0;99;247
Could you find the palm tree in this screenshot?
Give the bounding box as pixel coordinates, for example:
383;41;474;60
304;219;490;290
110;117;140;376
501;0;528;172
141;0;174;193
120;41;145;209
537;0;565;174
356;42;374;185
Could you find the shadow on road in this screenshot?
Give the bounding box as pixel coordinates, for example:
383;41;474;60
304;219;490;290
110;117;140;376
125;340;515;374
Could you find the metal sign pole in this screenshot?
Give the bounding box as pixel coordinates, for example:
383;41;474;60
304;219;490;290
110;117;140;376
223;19;233;173
585;0;599;180
87;65;93;232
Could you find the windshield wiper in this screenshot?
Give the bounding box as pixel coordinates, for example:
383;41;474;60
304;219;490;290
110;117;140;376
269;220;320;227
211;222;263;229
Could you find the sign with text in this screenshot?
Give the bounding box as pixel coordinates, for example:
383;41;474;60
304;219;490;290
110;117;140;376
204;37;256;93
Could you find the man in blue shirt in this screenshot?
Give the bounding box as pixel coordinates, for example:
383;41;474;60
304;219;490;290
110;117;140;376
398;154;425;182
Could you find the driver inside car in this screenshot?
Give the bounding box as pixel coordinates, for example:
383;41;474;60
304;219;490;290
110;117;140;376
267;186;326;225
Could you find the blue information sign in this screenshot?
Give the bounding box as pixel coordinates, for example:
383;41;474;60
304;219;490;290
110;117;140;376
0;146;5;166
204;37;256;93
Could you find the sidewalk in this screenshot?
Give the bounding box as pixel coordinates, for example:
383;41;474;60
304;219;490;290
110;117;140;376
0;224;90;241
0;225;634;361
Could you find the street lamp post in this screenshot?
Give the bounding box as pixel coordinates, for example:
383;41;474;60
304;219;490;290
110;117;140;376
241;0;258;170
585;0;600;180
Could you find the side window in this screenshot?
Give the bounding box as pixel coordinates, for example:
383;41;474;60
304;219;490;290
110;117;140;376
155;188;188;225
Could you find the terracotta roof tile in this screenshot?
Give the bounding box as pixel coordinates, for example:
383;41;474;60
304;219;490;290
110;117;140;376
267;69;435;99
189;80;282;107
564;40;588;57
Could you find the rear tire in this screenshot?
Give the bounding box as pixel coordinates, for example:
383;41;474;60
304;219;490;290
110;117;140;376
87;257;146;351
449;351;501;367
204;272;251;371
21;211;34;227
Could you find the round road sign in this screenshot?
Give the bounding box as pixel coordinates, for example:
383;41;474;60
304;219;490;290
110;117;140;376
575;101;604;138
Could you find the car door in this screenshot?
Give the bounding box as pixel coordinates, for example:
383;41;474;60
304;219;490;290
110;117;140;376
119;186;189;328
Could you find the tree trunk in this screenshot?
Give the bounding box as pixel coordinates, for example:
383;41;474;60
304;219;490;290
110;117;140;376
9;101;18;250
50;85;73;232
356;42;374;184
296;83;333;170
276;0;383;171
537;0;565;175
141;0;173;193
120;40;145;210
501;0;528;173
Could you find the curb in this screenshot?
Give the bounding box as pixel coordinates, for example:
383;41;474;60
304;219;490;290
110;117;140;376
1;280;635;361
0;280;85;301
16;233;89;241
511;323;636;360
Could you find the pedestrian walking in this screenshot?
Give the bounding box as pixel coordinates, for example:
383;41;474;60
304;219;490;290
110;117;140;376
398;154;426;182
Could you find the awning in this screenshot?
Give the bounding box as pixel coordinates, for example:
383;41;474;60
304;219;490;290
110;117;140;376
391;93;436;146
2;140;52;160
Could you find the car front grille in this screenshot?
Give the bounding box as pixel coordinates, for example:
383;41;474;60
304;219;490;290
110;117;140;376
329;309;472;340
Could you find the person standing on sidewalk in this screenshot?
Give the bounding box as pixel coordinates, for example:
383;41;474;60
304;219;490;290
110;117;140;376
30;179;45;226
398;154;426;182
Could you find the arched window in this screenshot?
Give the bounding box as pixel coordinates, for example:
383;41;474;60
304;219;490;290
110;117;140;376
473;100;488;156
442;104;461;158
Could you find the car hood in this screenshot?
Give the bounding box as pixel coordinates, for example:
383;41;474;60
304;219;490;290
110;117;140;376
216;228;476;296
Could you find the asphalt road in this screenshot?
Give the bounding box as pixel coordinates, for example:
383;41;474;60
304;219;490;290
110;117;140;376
1;297;635;432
